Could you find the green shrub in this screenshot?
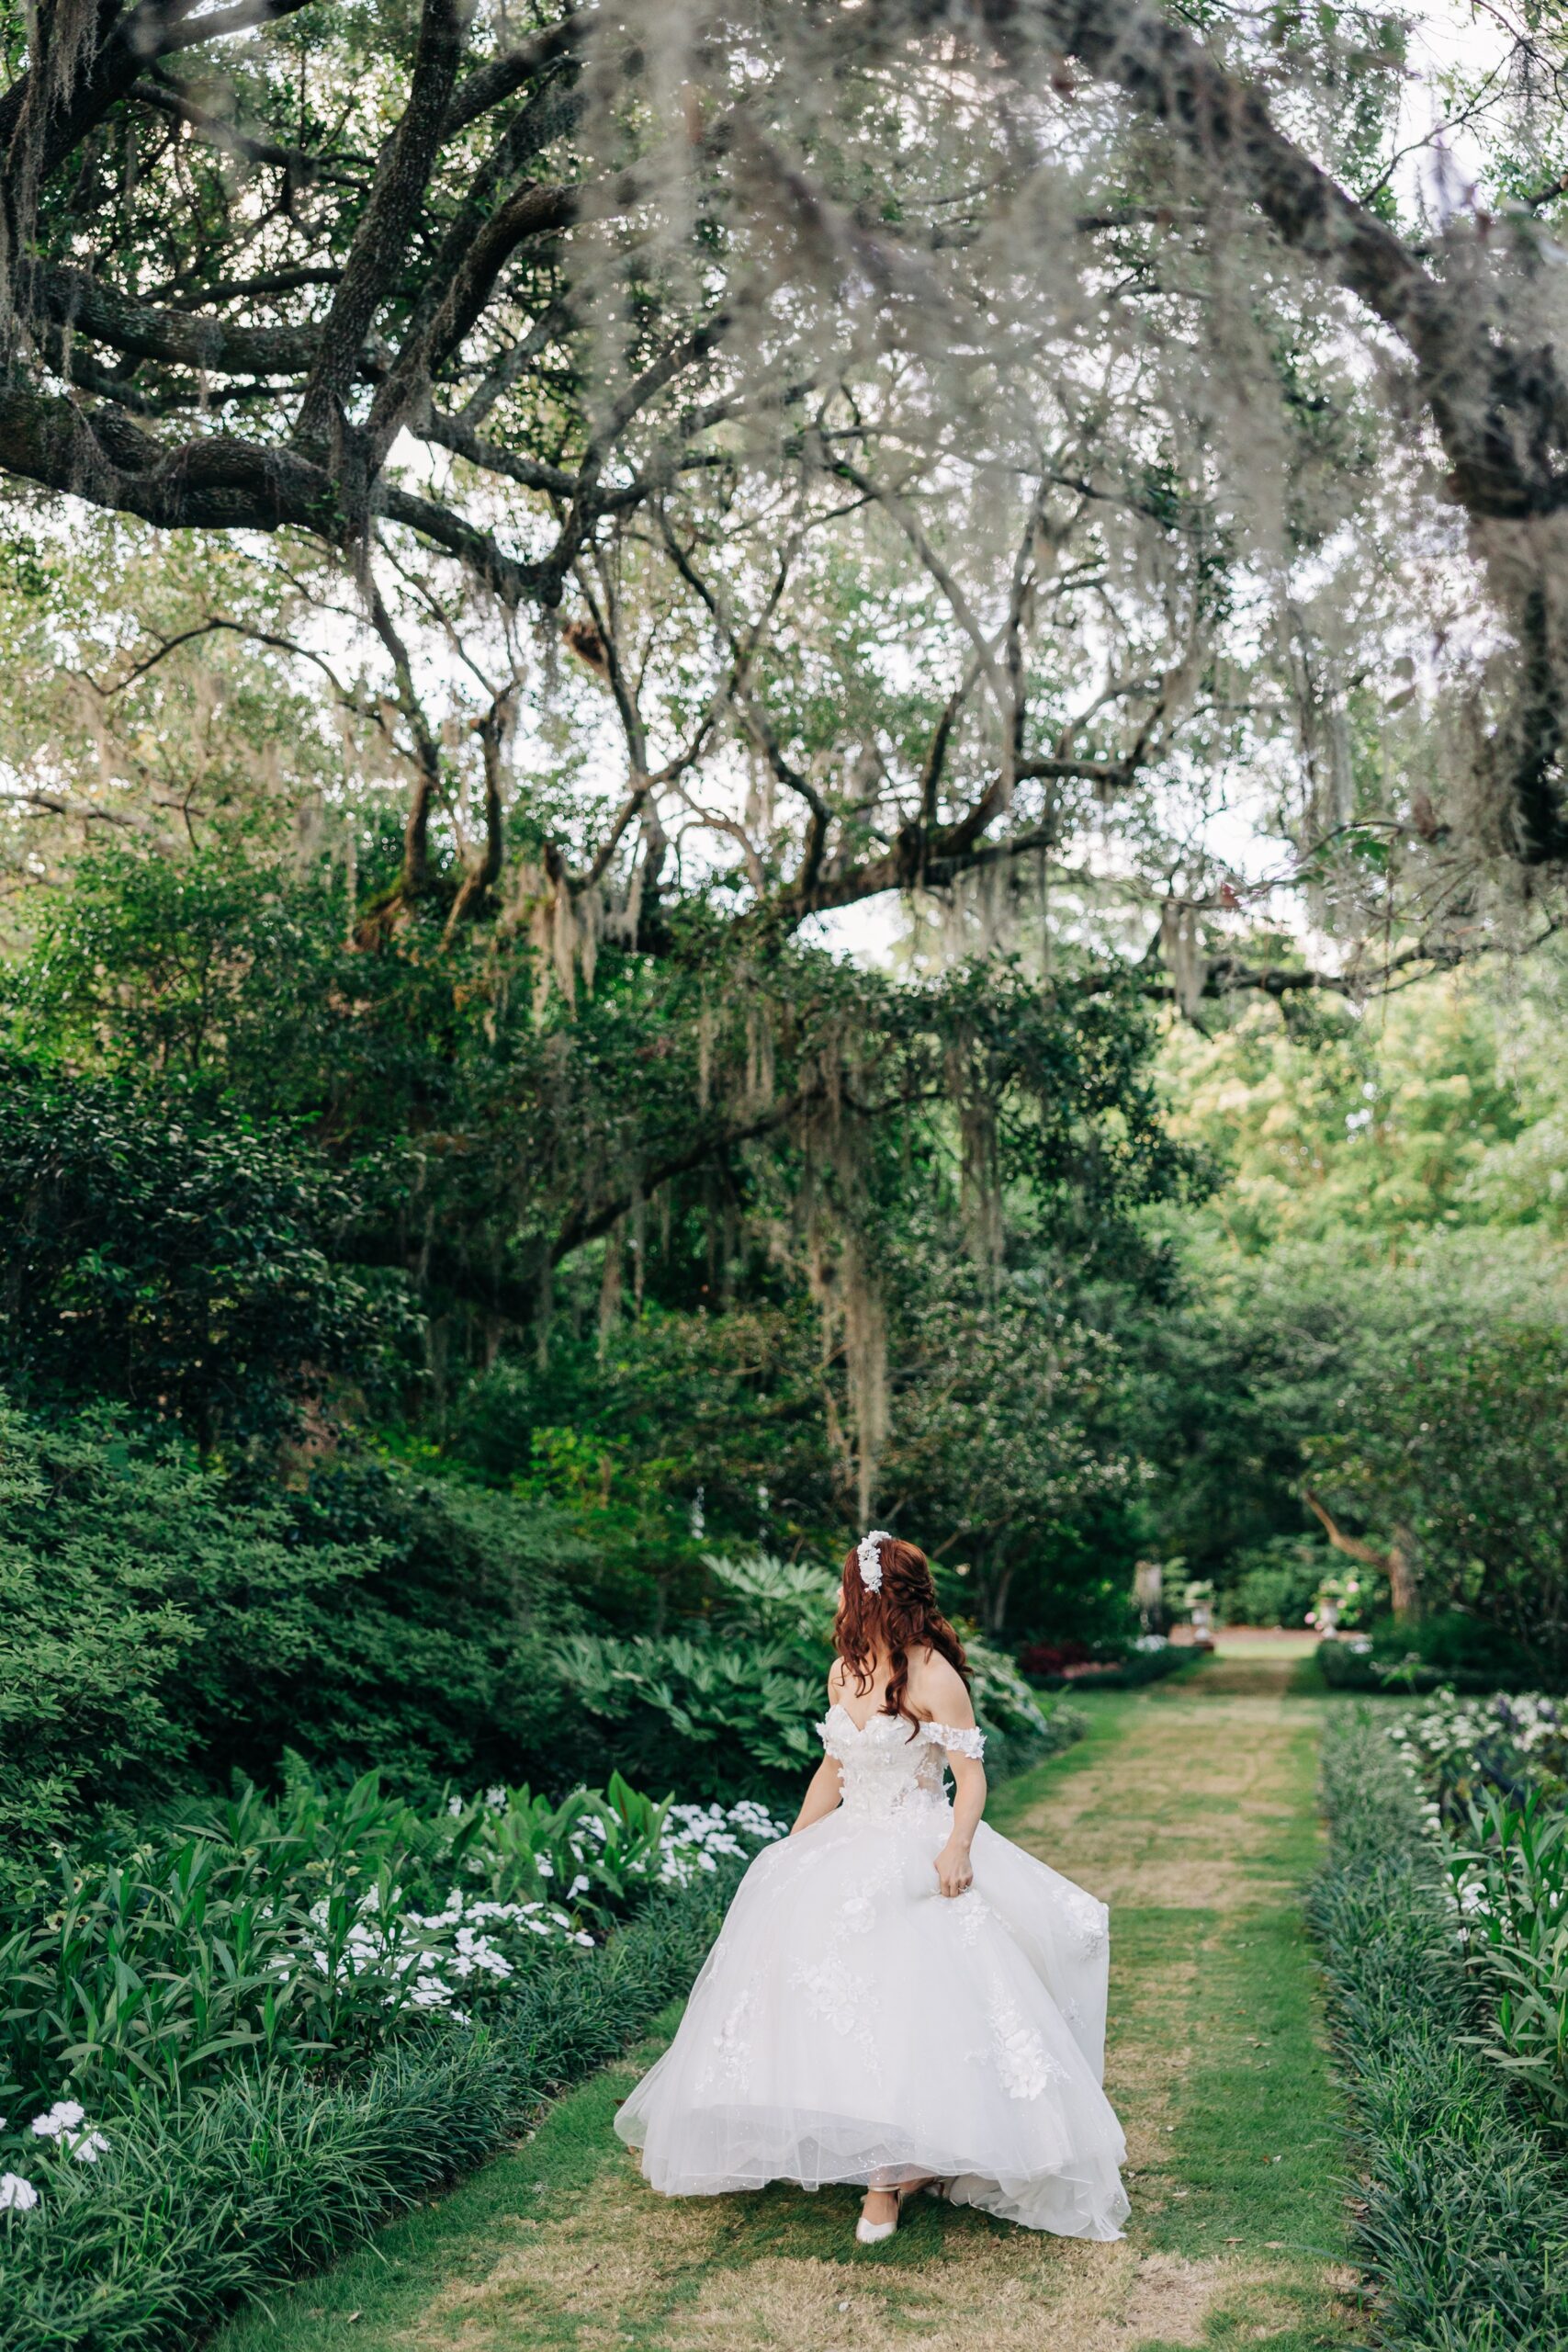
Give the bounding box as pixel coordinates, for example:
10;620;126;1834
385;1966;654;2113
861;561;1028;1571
1311;1713;1568;2346
0;1400;374;1887
1445;1789;1568;2135
1315;1611;1552;1697
1389;1693;1568;2134
0;1864;746;2352
554;1550;1081;1800
1098;1642;1197;1690
0;1395;600;1894
1020;1638;1196;1691
1218;1535;1325;1628
1305;1324;1568;1672
0;1053;403;1452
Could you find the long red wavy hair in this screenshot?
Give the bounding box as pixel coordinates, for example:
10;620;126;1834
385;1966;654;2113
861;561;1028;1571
834;1534;971;1734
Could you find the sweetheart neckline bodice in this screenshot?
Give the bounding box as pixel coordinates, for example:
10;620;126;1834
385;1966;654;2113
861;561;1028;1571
825;1700;932;1738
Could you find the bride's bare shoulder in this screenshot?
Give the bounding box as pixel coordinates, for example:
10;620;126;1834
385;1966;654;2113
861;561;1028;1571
827;1656;848;1701
907;1646;976;1726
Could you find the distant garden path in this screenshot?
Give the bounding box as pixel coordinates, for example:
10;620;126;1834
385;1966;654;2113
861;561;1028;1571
220;1657;1364;2352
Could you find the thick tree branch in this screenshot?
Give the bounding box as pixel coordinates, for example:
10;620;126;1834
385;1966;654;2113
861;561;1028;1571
294;0;472;453
364;570;443;901
1302;1485;1416;1617
28;261;329;377
2;0;319;199
444;687;515;938
441;17;587;138
131;75;362;187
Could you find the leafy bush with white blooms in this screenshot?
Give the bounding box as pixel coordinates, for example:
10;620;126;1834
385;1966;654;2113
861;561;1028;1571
0;2098;113;2223
287;1795;785;2023
1388;1690;1568;1817
1390;1691;1568;2133
0;1759;784;2120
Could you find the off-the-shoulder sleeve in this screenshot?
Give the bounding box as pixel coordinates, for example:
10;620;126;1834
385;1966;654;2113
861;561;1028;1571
926;1722;986;1759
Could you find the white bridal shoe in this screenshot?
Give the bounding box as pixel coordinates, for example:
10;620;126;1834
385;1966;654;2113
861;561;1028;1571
855;2179;940;2244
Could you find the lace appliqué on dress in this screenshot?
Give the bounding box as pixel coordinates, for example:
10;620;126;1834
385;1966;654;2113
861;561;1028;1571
952;1887;993;1947
840;1891;877;1937
1063;1891;1110;1957
988;1989;1063;2101
925;1723;986;1760
695;1980;756;2091
790;1955;864;2036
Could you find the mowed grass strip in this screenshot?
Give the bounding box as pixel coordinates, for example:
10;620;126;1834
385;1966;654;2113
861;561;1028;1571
218;1662;1365;2352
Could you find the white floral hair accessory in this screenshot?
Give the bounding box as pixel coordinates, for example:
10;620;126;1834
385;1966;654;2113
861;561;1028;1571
856;1530;891;1592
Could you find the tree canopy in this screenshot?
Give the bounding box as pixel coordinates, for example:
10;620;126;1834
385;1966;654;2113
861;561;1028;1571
3;0;1568;1663
4;0;1568;998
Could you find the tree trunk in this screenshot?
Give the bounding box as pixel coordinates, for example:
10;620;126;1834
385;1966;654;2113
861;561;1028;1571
1301;1485;1416;1621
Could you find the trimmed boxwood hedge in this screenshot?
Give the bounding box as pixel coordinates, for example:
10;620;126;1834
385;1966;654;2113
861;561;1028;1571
1310;1712;1568;2347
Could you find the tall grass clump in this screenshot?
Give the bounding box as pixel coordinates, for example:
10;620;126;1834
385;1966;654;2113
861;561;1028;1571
1311;1712;1568;2347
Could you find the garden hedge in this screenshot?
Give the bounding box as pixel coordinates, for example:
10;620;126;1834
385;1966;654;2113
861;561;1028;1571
1311;1712;1568;2347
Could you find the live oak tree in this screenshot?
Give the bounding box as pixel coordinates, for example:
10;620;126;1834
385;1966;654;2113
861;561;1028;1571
7;0;1568;1532
4;0;1568;1005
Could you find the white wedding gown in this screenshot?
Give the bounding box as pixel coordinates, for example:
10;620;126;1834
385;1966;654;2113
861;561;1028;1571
615;1705;1130;2237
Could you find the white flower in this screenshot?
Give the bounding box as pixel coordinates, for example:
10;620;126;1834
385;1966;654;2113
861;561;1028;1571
31;2100;85;2139
0;2174;39;2211
66;2131;109;2164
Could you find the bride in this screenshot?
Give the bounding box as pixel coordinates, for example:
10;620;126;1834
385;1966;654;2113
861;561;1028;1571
615;1532;1130;2245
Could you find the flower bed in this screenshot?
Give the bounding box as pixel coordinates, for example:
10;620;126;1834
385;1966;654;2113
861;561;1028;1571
1384;1690;1568;2138
1019;1634;1195;1691
1310;1713;1568;2346
0;1758;784;2352
0;1764;784;2209
1388;1689;1568;1814
1;1865;751;2352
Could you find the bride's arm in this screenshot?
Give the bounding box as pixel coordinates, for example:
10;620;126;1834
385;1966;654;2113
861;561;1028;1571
939;1753;987;1893
791;1666;847;1834
913;1652;987;1896
790;1756;843;1835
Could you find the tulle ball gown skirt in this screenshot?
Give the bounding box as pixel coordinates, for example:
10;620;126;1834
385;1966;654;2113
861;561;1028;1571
615;1758;1130;2239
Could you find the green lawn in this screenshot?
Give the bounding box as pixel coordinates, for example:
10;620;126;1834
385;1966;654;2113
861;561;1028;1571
218;1658;1363;2352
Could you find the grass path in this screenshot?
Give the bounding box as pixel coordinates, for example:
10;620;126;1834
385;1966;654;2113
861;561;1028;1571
218;1658;1363;2352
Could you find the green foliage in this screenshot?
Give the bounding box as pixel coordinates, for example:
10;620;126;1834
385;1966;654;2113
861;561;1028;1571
1161;978;1555;1255
1137;970;1568;1648
1217;1535;1325;1627
553;1550;1081;1801
1;1864;748;2352
1317;1611;1551;1695
1306;1324;1568;1669
10;824;1202;1649
2;1770;435;2113
0;1050;405;1450
1393;1693;1568;2134
0;1758;762;2119
0;1392;598;1892
1310;1714;1568;2346
1447;1790;1568;2136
